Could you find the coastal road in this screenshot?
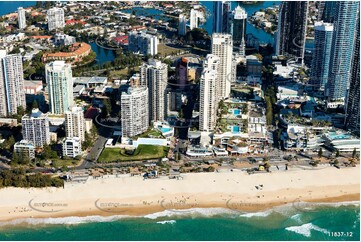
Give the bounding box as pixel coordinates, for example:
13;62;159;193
79;126;112;170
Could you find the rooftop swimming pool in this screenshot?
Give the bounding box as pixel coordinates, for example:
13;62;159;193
160;127;172;133
328;132;352;140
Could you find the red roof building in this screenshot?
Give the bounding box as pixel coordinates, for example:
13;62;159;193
65;19;86;26
113;35;128;45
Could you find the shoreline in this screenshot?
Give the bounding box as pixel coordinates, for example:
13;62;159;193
0;167;359;224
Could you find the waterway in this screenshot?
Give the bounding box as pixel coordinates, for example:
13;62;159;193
0;1;36;15
0;1;313;62
90;42;116;66
200;1;314;50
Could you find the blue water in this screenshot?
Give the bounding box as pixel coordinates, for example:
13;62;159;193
0;1;36;15
232;126;240;133
233;109;241;115
0;204;359;241
90;42;116;66
200;1;278;45
122;7;169;21
200;1;314;49
160;127;172;133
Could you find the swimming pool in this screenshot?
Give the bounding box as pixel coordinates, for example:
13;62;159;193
233;109;241;115
232;126;240;133
160;127;172;133
329;133;351;140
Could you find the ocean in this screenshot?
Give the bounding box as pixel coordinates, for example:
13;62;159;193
0;203;359;241
0;1;36;16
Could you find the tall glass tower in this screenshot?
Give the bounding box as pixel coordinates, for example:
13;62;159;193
275;1;308;64
309;22;334;91
327;1;359;101
213;1;231;34
345;12;360;135
231;5;247;46
46;61;74;114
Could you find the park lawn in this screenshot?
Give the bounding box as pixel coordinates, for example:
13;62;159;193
109;66;139;79
134;128;163;139
51;159;80;168
98;145;169;163
158;43;182;57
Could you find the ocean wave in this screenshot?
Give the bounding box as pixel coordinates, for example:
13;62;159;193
0;215;130;227
239;210;272;218
290;214;302;223
156;220;176;225
285;223;329;237
144;208;235;219
1;201;359;227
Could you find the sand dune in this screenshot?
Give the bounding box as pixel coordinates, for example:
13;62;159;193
0;166;359;222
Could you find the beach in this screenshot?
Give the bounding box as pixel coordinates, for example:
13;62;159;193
0;166;359;223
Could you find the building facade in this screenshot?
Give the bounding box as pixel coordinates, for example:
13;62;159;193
14;140;35;160
17;7;26;30
232;5;247;46
22;109;50;148
178;14;187;36
213;1;231;34
345;13;360;136
190;8;202;30
211;33;233;98
0;52;26;117
327;1;359;101
276;1;308;64
121;87;149;137
45;61;74;114
62;137;82;158
140;59;168;123
47;7;65;31
309;22;334;91
199;54;220;132
128;31;158;56
65;106;85;142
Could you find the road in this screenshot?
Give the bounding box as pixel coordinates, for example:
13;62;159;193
78;126;112;170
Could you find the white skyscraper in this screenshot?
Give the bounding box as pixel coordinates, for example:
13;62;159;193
47;7;65;31
199;54;220;132
65;106;85;142
22;109;50;148
178;14;187;36
128;31;158;56
0;52;26;117
17;7;26;30
211;33;233;98
140;59;168;123
121;87;149;138
190;8;201;30
45;61;74;115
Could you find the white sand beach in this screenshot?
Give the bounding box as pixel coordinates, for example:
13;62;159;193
0;166;359;222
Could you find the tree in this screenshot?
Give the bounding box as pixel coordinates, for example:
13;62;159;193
352;148;357;158
1;136;15;151
82;131;92;150
90;125;98;140
318;148;323;158
11;152;19;166
17;106;25;116
32;100;39;110
42;144;58;160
